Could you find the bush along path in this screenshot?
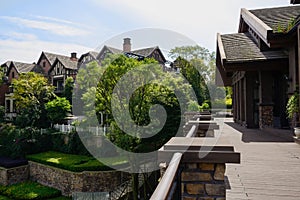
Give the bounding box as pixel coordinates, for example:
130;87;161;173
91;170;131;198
0;181;71;200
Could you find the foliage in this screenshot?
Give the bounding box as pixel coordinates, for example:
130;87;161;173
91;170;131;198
45;97;71;125
74;60;107;119
0;181;61;199
12;72;55;128
200;102;210;111
62;76;74;104
95;55;183;153
274;17;296;33
0;106;5;123
286;93;299;119
172;57;209;104
50;131;91;156
0;124;53;158
187;100;200;111
169;45;216;83
26;151;127;172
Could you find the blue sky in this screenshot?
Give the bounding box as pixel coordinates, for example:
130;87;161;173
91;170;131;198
0;0;290;63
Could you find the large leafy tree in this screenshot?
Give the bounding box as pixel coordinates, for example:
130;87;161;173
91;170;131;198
94;55;192;200
12;72;55;127
173;57;209;104
169;45;216;82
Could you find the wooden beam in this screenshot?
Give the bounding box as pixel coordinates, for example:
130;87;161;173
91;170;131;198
241;8;272;45
217;33;226;65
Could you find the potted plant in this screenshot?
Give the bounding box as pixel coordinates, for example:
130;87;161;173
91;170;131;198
286;92;300;137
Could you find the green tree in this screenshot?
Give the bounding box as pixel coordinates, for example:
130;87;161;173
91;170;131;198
45;97;71;125
12;72;55;127
169;45;216;82
173;57;209;104
63;76;74;104
95;55;190;200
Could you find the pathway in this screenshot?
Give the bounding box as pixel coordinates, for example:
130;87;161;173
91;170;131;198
216;118;300;200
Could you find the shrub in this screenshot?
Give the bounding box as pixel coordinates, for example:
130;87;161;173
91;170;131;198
1;181;61;199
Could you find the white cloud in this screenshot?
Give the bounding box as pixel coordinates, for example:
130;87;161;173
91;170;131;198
92;0;288;50
8;32;38;41
0;16;91;36
0;38;93;64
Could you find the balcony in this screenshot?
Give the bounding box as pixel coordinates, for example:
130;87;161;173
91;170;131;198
150;112;240;200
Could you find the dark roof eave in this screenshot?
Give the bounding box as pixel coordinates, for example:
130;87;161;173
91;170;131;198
223;58;289;72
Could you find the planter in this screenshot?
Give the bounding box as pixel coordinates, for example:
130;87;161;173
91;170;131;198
294;127;300;138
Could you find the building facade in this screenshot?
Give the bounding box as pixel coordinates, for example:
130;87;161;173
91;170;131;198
216;5;300;129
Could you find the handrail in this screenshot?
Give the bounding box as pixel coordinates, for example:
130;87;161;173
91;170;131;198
150;153;182;200
185;117;199;138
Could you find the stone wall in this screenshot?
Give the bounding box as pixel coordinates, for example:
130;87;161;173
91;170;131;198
0;165;29;185
259;105;273;129
181;163;226;200
29;161;129;196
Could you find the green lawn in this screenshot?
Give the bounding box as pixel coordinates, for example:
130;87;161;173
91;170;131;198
0;181;71;200
26;151;128;172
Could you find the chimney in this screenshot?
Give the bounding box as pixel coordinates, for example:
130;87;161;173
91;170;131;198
70;52;77;61
291;0;300;4
123;38;131;52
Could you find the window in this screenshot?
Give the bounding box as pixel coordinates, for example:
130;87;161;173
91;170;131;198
42;61;46;68
12;71;15;79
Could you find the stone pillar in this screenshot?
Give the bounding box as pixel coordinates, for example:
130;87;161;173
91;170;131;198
259;105;274;128
181;163;226;199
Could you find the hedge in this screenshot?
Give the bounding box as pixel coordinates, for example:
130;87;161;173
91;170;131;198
26;151;128;172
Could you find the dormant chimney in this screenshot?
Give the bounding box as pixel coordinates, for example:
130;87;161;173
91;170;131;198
123;38;131;52
70;52;77;61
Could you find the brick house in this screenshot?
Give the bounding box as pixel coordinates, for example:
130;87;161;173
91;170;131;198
216;4;300;128
4;61;43;119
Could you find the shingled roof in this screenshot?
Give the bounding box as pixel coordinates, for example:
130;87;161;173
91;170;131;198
53;58;78;70
11;61;36;73
43;52;72;66
249;5;300;33
219;32;288;63
131;46;158;57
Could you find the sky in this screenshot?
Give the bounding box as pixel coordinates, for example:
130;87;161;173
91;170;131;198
0;0;290;64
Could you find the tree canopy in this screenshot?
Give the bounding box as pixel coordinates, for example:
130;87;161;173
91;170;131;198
12;72;55;127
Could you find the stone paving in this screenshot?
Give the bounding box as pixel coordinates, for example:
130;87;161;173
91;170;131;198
216;118;300;200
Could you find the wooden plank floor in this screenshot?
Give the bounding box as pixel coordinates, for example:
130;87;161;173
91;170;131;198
215;118;300;200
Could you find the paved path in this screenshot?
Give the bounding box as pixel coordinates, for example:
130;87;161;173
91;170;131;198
216;118;300;200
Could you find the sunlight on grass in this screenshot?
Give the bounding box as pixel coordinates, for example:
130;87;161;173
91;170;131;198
26;192;38;198
47;157;61;164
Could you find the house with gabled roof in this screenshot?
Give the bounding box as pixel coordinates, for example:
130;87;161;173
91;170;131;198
216;4;300;129
3;61;43;119
97;38;167;67
78;51;99;66
48;53;78;94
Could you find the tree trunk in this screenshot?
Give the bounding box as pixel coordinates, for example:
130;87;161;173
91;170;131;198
132;173;139;200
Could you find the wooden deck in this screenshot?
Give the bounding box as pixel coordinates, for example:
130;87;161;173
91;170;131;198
217;118;300;200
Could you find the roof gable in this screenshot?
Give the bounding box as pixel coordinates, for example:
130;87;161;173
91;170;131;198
249;5;300;33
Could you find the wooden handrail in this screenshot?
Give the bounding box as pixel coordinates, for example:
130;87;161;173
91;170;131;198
150;153;182;200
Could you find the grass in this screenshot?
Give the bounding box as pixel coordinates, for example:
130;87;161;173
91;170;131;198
26;151;128;172
0;181;61;199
